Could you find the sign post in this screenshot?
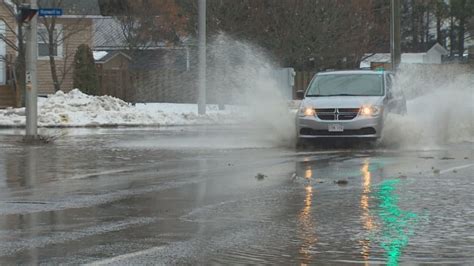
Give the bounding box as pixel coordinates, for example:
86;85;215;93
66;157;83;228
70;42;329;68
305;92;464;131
24;0;38;140
23;5;62;140
197;0;206;115
390;0;401;70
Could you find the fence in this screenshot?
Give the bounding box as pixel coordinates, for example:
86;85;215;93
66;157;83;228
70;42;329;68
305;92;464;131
0;54;18;107
0;85;15;108
97;69;132;101
131;69;196;103
97;68;321;102
97;67;197;103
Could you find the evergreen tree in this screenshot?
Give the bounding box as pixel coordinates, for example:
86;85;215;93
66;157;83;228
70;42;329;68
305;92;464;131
449;0;474;57
73;44;99;95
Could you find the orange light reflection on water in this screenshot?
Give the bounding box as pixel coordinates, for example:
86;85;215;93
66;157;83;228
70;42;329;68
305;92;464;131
298;165;317;265
360;159;375;263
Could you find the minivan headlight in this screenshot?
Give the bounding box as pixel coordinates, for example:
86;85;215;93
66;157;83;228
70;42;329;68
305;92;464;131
360;105;381;116
299;106;316;117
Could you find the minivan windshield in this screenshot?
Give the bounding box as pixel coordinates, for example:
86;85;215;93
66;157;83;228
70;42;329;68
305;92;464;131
306;74;384;97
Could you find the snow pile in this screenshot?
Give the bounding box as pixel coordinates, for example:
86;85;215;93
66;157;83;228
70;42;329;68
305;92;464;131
37;90;155;126
0;107;25;127
0;89;246;127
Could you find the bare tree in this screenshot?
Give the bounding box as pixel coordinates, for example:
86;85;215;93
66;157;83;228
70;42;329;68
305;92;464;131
0;0;27;106
182;0;389;71
448;0;474;57
37;0;96;92
105;0;187;57
401;0;438;52
433;0;449;46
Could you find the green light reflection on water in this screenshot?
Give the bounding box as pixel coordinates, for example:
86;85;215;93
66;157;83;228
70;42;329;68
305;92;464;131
376;179;418;266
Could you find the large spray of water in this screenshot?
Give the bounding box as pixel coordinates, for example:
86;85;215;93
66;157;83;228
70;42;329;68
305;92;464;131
205;34;473;149
207;34;296;147
382;64;474;149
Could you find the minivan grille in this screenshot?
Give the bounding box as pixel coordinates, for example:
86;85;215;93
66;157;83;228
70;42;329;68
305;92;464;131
316;108;360;121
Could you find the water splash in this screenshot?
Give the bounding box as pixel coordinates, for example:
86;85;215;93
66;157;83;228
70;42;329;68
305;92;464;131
382;64;474;149
205;36;473;149
207;34;296;147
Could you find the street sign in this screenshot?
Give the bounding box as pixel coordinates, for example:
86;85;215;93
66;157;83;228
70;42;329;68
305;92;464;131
38;8;63;17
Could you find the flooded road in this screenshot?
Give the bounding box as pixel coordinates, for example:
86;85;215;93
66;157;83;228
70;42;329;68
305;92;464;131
0;126;473;265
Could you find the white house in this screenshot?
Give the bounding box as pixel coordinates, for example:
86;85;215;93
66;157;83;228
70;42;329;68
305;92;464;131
360;43;449;69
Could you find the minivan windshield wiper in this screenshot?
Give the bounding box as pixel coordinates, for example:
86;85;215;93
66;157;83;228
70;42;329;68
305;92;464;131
324;93;361;96
306;93;363;97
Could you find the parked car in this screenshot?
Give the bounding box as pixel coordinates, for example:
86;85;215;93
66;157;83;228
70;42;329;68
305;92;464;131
296;70;406;143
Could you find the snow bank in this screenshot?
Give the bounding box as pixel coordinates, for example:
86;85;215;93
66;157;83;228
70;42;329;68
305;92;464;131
0;89;246;127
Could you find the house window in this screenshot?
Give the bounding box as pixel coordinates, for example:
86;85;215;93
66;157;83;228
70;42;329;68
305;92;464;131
37;25;63;58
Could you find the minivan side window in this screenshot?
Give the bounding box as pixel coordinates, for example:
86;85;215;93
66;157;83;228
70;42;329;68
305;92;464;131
388;73;404;98
386;74;393;97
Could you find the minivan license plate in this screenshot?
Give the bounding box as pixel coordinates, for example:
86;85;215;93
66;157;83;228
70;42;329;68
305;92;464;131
328;124;344;132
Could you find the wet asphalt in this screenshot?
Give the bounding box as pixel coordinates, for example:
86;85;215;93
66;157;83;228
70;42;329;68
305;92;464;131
0;126;473;265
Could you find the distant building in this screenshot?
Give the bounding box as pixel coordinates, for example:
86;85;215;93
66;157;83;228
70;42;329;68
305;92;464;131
94;48;194;103
92;16;194;103
0;0;100;108
360;43;449;69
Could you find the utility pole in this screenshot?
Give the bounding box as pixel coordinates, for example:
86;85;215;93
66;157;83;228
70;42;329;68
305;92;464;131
197;0;206;115
390;0;401;70
25;0;38;139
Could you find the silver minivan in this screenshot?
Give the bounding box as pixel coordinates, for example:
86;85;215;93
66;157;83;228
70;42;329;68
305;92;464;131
296;70;406;142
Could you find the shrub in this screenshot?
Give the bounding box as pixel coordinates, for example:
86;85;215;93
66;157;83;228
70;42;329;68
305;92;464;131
73;44;99;95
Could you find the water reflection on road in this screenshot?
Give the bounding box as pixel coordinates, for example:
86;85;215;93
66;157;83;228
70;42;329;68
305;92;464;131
297;162;317;264
0;128;471;265
375;179;418;266
358;158;419;266
359;159;375;264
294;155;420;265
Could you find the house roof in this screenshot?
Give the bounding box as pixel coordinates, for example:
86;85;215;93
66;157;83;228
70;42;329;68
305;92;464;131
359;53;391;68
360;43;449;68
92;48;188;71
37;0;101;16
93;17;169;50
427;43;449;56
93;18;126;49
129;49;188;71
95;50;131;63
360;53;426;68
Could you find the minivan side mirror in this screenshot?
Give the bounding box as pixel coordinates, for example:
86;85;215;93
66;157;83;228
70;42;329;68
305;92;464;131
296;90;305;99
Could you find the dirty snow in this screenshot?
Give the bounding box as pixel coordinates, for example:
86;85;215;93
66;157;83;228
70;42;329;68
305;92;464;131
0;89;246;127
